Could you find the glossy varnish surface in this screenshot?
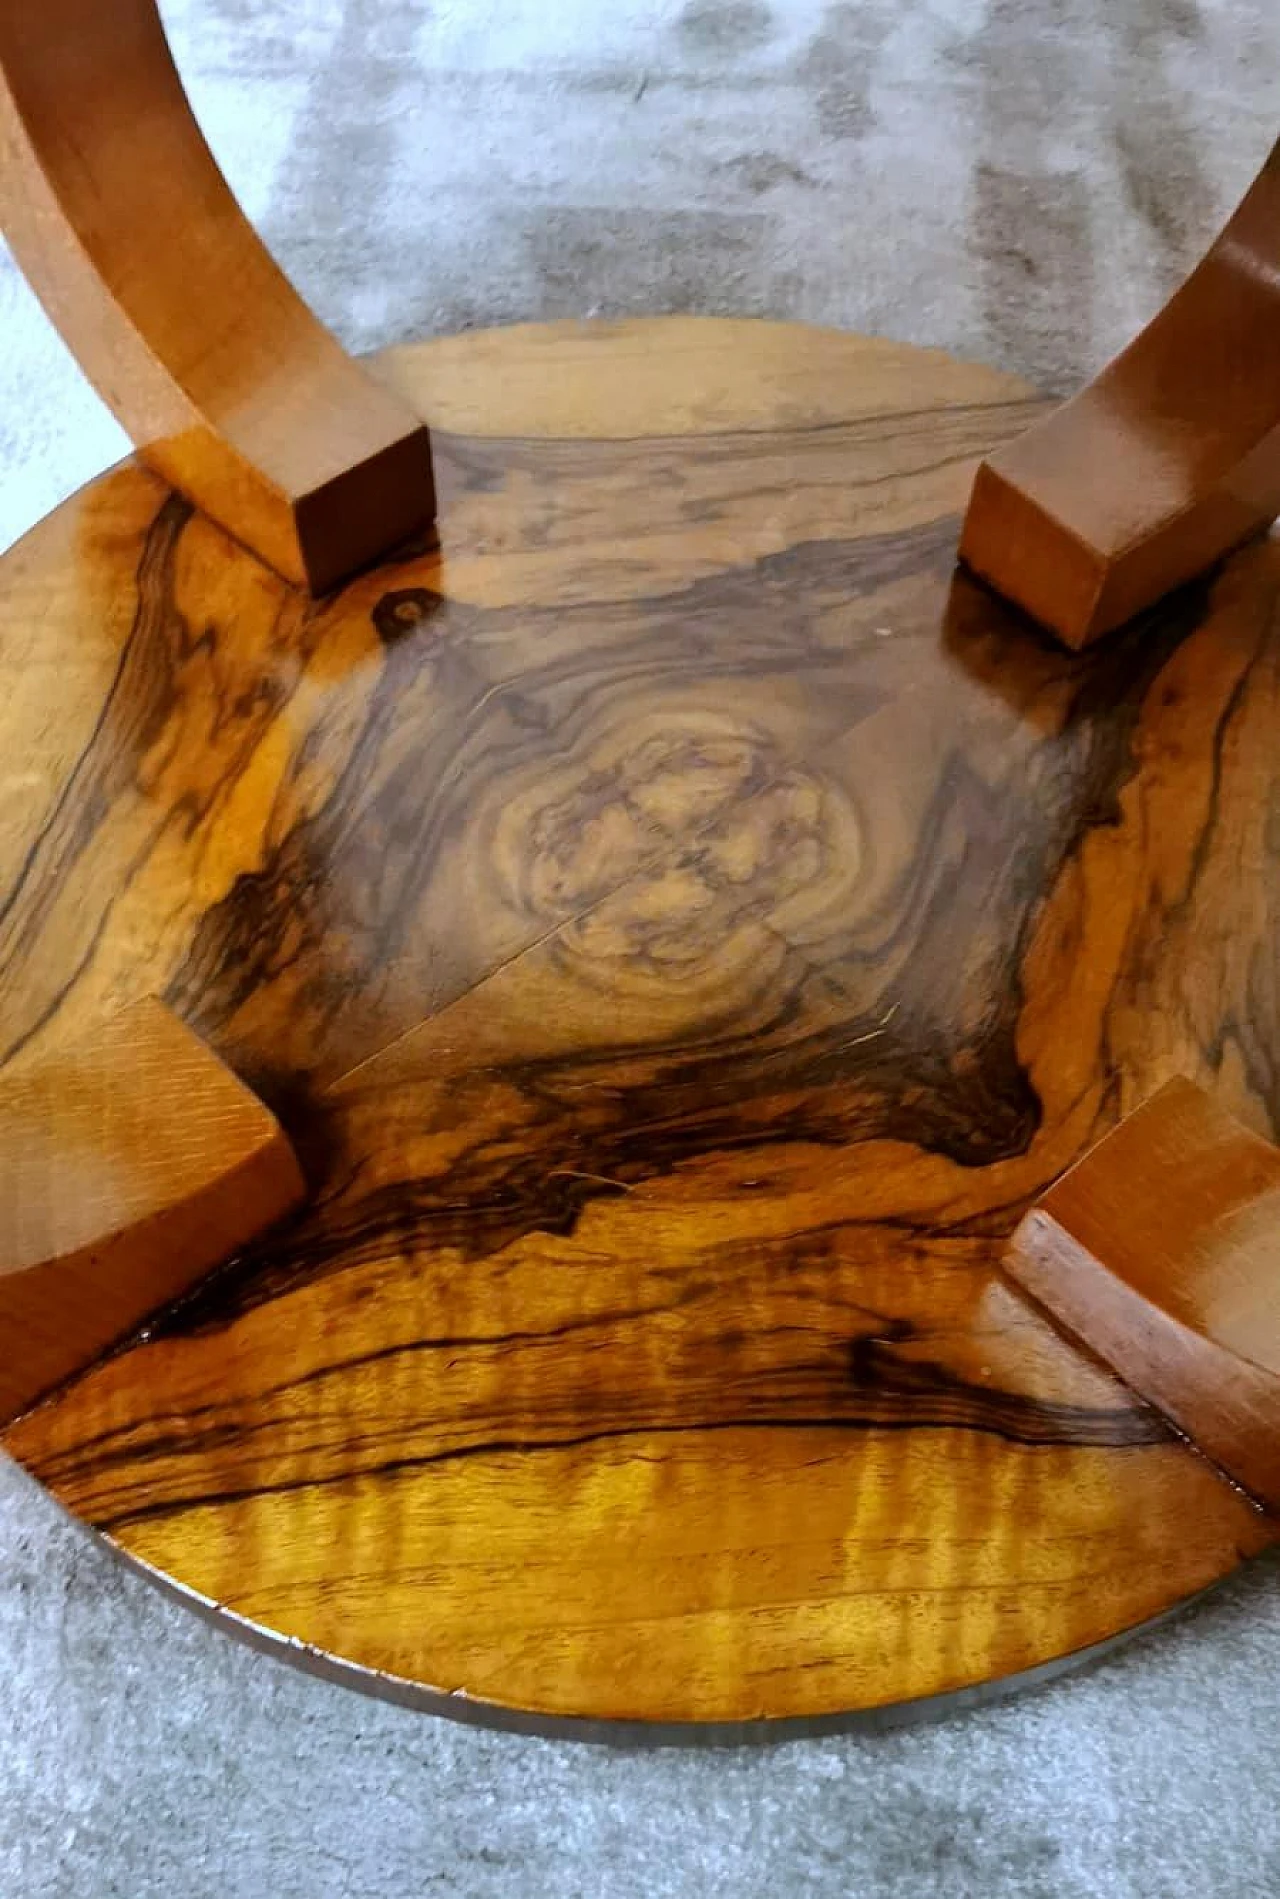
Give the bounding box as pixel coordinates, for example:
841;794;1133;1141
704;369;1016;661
1;320;1276;1734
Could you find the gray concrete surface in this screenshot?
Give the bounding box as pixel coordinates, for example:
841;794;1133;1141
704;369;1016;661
2;2;1280;1893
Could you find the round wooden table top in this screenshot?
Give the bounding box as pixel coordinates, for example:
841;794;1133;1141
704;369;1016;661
1;318;1275;1740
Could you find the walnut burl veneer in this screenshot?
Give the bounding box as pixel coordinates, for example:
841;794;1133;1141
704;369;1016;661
1;319;1276;1738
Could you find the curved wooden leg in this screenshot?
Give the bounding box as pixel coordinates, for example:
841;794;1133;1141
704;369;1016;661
1006;1079;1280;1516
961;140;1280;647
0;0;435;592
0;1000;303;1424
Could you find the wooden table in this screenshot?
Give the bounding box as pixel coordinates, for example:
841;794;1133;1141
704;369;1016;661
1;317;1274;1739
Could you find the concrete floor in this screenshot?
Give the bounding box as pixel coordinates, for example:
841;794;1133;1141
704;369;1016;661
3;3;1280;1894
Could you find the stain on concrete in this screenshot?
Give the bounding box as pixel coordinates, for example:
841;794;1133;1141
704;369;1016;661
261;0;422;336
1114;122;1216;284
716;152;816;194
676;0;774;57
1120;0;1204;52
793;1;893;142
972;162;1096;393
521;206;773;317
840;1785;1067;1899
964;0;1101;388
1108;7;1214;299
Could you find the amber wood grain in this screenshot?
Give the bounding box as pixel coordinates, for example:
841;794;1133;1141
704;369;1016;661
961;139;1280;648
0;0;435;591
0;319;1276;1737
1007;1079;1280;1515
0;997;303;1426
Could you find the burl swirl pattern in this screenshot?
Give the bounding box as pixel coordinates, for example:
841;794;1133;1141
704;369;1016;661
1;321;1276;1736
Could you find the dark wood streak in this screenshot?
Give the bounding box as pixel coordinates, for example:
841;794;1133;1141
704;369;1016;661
43;1289;1168;1527
0;497;196;1056
88;1403;1166;1542
2;321;1276;1735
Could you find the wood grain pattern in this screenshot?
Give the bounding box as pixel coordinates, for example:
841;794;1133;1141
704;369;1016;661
0;998;303;1425
1;320;1276;1736
0;0;435;591
1008;1078;1280;1514
961;137;1280;647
